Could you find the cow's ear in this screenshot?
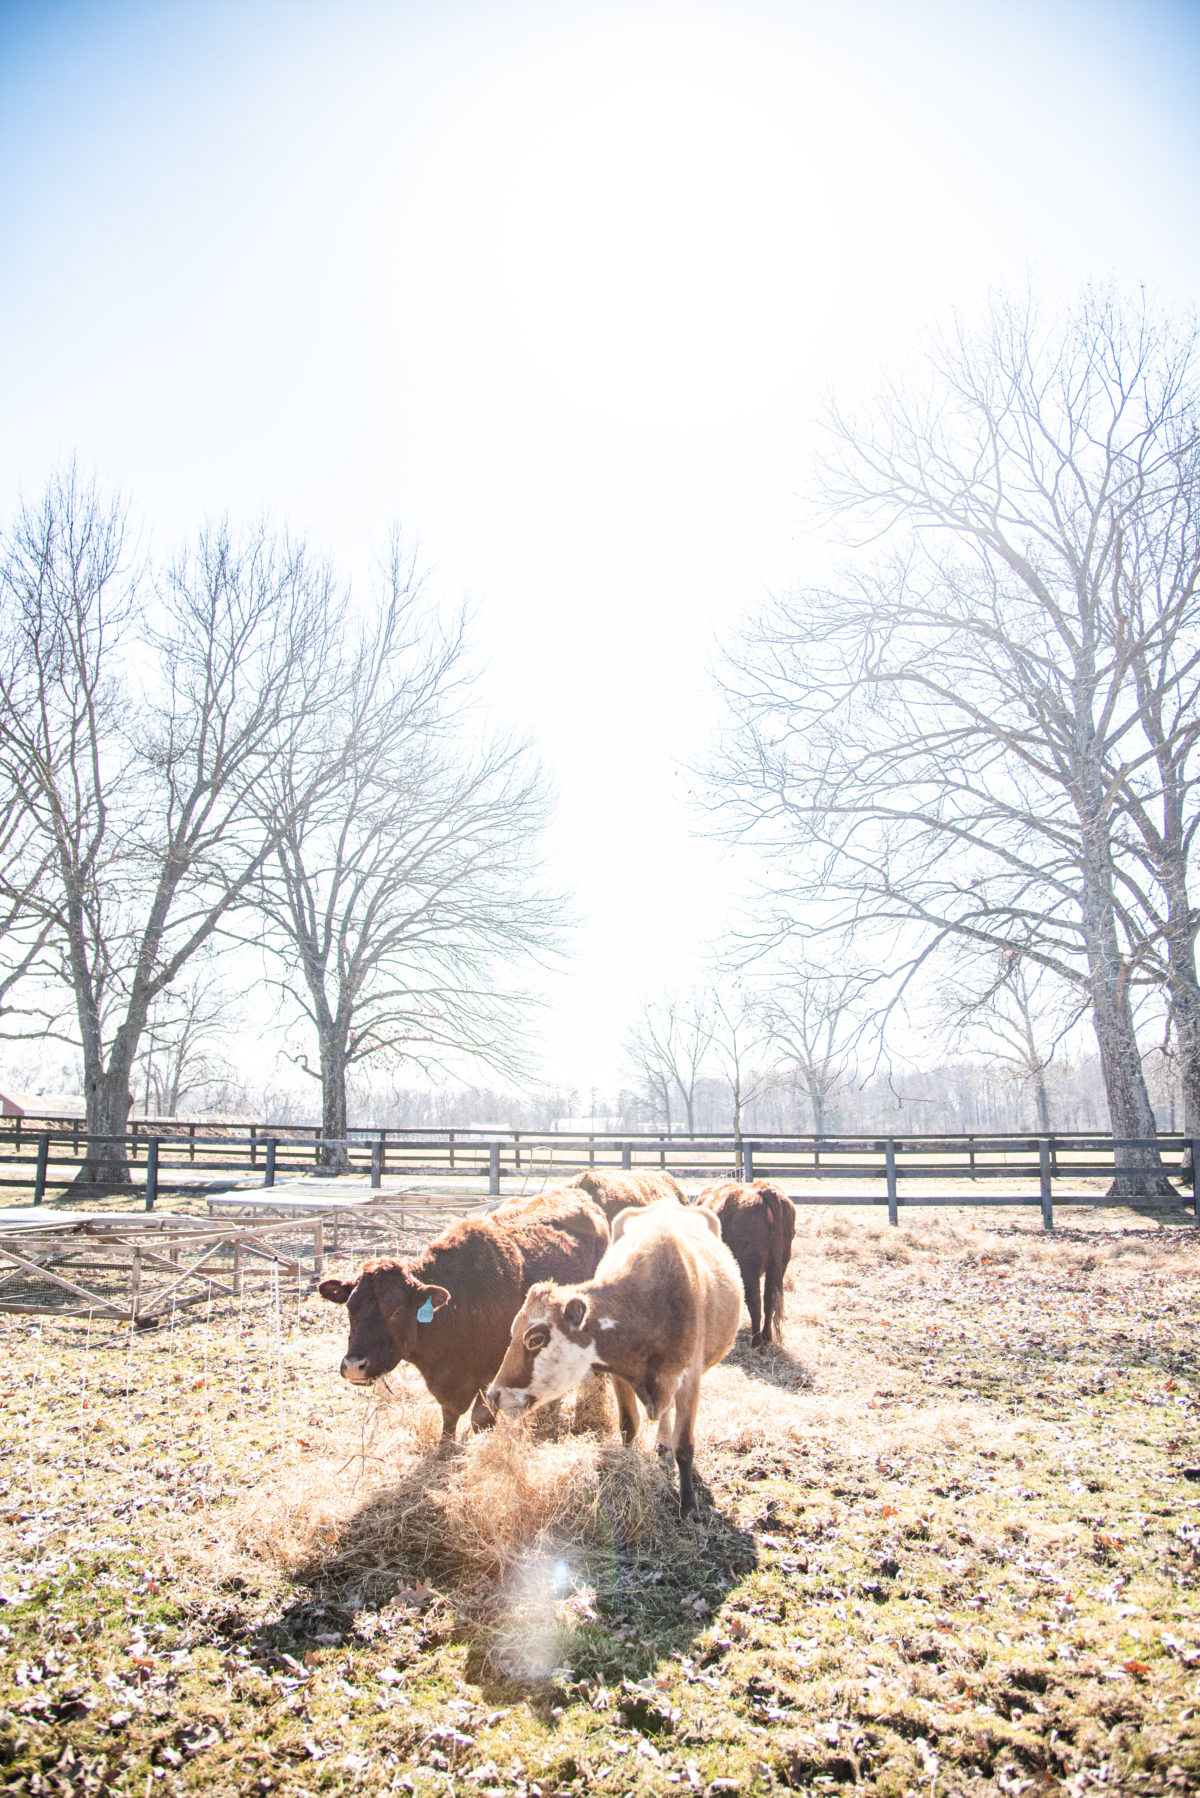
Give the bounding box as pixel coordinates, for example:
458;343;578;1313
318;1278;354;1305
563;1296;587;1330
418;1283;451;1312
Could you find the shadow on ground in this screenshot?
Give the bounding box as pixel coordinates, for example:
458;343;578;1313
725;1331;815;1391
257;1436;759;1703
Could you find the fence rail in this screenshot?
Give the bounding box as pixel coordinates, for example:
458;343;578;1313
0;1119;1196;1228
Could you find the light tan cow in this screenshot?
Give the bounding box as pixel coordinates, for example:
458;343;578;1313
486;1197;741;1517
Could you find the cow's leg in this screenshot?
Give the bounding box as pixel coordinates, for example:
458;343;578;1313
612;1375;641;1446
763;1258;784;1344
744;1265;766;1352
438;1404;463;1444
655;1386;679;1457
470;1390;497;1431
742;1265;764;1346
671;1367;703;1519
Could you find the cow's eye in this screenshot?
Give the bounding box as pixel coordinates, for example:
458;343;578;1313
523;1325;551;1352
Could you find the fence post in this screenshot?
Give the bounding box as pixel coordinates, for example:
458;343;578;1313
264;1139;276;1188
145;1138;159;1212
742;1141;754;1183
250;1122;257;1168
885;1139;898;1226
189;1121;195;1163
621;1141;632;1170
370;1140;382;1189
489;1141;500;1198
1191;1139;1200;1223
588;1132;595;1167
1039;1139;1053;1231
33;1132;49;1206
514;1131;521;1171
449;1129;455;1171
969;1133;976;1180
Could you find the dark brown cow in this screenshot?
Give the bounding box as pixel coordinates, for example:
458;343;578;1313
566;1168;687;1223
486;1198;741;1517
697;1180;796;1347
318;1206;608;1441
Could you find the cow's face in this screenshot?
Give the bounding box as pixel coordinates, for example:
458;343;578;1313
319;1262;449;1383
485;1282;599;1416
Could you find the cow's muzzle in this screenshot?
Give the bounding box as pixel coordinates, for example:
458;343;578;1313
485;1384;533;1415
340;1356;373;1384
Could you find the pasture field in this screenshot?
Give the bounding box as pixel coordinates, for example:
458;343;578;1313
1;1208;1199;1797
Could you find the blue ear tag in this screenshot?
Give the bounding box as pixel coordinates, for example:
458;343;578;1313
417;1297;435;1323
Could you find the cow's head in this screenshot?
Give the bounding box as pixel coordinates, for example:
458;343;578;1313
484;1280;599;1416
318;1259;450;1384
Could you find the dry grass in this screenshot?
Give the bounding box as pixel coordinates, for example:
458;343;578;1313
235;1396;686;1612
1;1202;1199;1797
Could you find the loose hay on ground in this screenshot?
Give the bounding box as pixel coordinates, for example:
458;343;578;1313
237;1409;687;1611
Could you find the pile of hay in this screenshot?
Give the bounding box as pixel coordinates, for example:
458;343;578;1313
236;1416;688;1614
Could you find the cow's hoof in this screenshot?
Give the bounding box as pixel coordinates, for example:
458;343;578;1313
655;1442;673;1459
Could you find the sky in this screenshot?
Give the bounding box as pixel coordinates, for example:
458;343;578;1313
1;0;1199;1100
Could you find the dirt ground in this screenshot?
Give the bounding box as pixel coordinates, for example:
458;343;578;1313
1;1205;1198;1798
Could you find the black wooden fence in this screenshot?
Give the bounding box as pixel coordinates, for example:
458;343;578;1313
0;1119;1195;1227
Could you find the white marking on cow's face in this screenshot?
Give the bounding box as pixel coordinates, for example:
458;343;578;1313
526;1323;600;1402
597;1317;617;1330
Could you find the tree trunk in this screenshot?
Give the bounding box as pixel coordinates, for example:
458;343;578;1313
78;1057;135;1186
1088;980;1175;1198
1032;1068;1051;1134
317;1024;351;1172
1078;802;1176;1199
1162;860;1200;1135
1168;968;1200;1191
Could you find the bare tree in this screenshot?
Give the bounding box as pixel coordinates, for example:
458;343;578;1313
938;952;1083;1133
761;966;867;1136
1103;462;1200;1144
132;970;238;1117
709;291;1199;1196
623;990;718;1136
253;542;563;1166
0;468;336;1181
708;985;777;1157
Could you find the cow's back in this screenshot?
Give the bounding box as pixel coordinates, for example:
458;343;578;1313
492;1187;609;1268
603;1199;741;1369
567;1168;687;1222
505;1215;610;1285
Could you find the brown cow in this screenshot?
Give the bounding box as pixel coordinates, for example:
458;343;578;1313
565;1167;687;1223
318;1204;608;1442
486;1198;741;1517
491;1186;610;1244
698;1180;796;1348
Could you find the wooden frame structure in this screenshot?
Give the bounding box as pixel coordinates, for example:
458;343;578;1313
0;1196;462;1324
